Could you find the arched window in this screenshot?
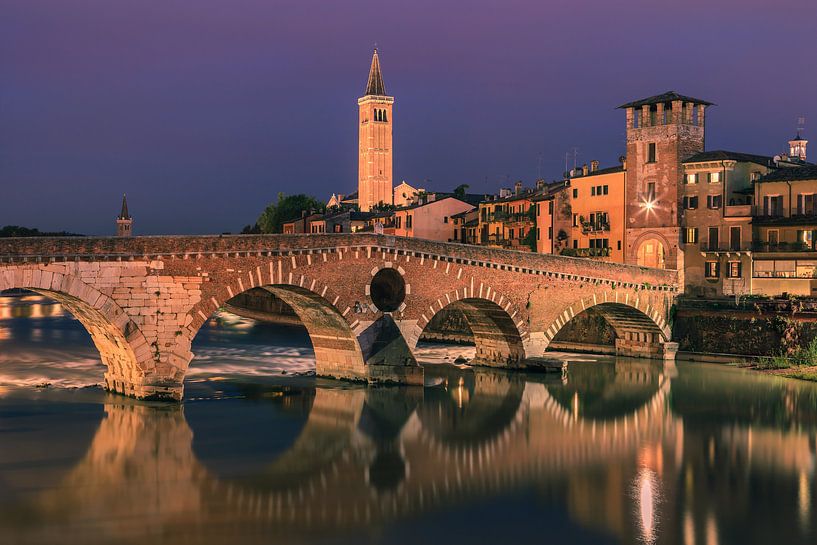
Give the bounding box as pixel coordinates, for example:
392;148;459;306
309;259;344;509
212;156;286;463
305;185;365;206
383;110;387;122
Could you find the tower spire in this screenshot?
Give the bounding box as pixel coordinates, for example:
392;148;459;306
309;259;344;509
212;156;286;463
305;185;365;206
119;194;131;220
365;48;386;96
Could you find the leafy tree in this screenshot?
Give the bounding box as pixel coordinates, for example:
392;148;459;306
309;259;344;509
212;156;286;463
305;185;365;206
257;193;325;234
240;223;261;234
370;202;396;213
523;227;537;252
0;225;83;237
453;184;470;197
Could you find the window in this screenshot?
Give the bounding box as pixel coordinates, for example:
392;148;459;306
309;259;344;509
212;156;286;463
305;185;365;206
707;195;722;209
573;239;578;249
708;227;719;251
727;261;742;278
509;229;515;240
763;195;783;216
333;224;342;233
406;215;413;228
646;182;656;201
443;216;449;224
730;227;741;251
536;204;540;215
548;201;554;214
591;186;596;196
768;229;779;246
602;185;609;195
395;216;401;229
573;188;578;198
617;240;621;250
548;226;553;239
683;196;699;209
751;171;761;182
705;261;720;278
647;143;657;163
709;172;721;183
797;193;816;215
685;173;698;184
572;214;578;227
454;230;459;241
684;228;698;244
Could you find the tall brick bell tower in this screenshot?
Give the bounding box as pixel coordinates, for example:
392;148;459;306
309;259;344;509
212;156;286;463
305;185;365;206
619;92;712;272
358;49;394;212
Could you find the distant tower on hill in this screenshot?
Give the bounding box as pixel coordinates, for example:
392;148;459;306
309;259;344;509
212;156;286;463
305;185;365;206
358;48;394;212
116;194;133;237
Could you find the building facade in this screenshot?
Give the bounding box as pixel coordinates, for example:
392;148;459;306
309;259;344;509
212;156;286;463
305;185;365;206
565;164;626;262
393;196;475;242
358;49;394;212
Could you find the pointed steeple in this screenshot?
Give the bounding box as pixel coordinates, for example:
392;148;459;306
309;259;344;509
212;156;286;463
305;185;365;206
118;194;131;220
364;48;386;96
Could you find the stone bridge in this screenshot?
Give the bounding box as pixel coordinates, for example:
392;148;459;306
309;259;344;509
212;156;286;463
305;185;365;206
0;234;679;400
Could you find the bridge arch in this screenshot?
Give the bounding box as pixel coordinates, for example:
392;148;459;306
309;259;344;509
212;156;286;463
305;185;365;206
183;274;368;384
412;286;530;367
543;288;673;359
0;269;155;398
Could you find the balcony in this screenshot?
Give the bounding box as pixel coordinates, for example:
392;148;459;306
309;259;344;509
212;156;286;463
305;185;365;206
699;241;751;253
751;241;817;253
724;204;752;217
560;247;611;258
580;221;610;235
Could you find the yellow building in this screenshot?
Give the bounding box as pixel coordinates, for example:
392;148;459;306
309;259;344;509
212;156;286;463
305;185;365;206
565;164;626;262
751;165;817;296
358;49;394;212
477;192;535;251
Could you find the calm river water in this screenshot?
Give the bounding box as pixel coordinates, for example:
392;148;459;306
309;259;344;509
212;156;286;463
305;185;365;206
0;293;816;545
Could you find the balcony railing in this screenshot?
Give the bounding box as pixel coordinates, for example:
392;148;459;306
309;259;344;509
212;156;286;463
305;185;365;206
560;247;611;258
752;241;817;253
699;242;750;252
580;221;610;234
724;204;752;217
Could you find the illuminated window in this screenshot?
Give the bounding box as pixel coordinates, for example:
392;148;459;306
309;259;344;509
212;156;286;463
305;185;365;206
685;173;698;184
709;172;721;183
727;261;742;278
683;228;698;244
705;261;720;278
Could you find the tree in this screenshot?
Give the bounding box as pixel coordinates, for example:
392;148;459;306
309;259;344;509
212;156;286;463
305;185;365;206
453;184;470;197
256;193;325;234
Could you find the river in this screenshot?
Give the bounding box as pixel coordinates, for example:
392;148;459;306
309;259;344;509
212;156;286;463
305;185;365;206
0;293;815;544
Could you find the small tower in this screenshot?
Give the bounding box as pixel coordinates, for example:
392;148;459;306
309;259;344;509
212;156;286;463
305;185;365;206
116;194;133;237
789;133;808;162
358;48;394;212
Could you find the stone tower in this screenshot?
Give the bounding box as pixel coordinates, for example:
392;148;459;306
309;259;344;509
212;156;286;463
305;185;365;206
619;91;712;270
116;194;133;237
358;49;394;212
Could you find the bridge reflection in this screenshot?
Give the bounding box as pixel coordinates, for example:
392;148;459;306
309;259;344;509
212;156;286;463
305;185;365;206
1;363;817;544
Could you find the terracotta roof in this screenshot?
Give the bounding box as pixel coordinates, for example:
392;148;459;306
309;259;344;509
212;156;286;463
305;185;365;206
758;165;817;183
683;150;774;166
572;165;625;178
364;49;386;96
617;91;713;109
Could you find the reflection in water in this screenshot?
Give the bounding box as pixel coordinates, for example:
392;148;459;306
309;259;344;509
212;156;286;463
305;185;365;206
1;295;817;544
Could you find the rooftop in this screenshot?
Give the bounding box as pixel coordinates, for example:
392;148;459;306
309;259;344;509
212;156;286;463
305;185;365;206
758;165;817;183
571;165;625;178
364;49;387;96
683;150;774;166
617;91;714;110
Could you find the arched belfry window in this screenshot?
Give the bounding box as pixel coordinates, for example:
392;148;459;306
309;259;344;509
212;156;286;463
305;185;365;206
383;110;387;122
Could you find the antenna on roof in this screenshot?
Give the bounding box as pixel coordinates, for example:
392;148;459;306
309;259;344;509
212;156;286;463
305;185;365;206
797;116;806;136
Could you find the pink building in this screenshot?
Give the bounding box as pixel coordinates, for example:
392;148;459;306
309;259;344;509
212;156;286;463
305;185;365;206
393;196;476;242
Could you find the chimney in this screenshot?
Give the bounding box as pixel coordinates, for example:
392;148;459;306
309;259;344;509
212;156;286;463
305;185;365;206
301;210;307;217
536;179;545;191
590;160;599;172
582;164;589;176
619;155;627;170
515;181;523;195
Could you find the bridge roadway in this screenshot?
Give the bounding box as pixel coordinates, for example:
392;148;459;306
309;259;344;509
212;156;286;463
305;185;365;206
0;234;679;400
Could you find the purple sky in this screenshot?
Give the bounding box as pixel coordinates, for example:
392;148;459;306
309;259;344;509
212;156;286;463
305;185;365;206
2;0;815;235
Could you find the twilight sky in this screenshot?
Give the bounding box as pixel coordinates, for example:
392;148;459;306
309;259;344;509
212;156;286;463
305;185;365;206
2;0;816;235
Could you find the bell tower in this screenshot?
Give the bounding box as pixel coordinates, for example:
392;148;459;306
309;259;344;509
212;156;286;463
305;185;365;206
358;49;394;212
619;91;712;270
116;194;133;237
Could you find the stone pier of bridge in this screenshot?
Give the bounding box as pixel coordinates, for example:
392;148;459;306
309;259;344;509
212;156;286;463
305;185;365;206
0;234;679;400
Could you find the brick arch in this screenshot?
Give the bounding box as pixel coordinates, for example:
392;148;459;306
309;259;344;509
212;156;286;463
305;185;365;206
183;273;367;382
412;283;530;367
629;230;672;268
0;269;156;399
540;289;671;354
